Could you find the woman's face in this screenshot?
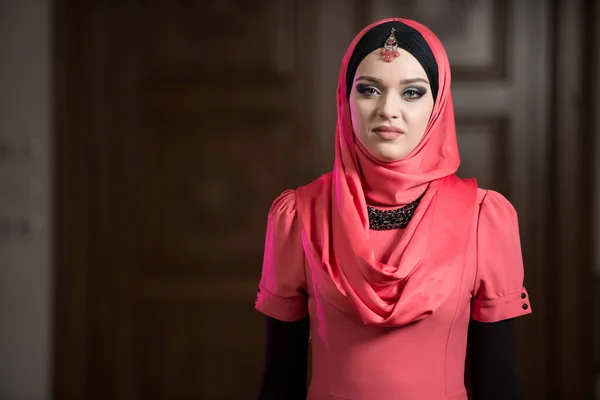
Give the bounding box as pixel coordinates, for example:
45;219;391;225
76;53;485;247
349;49;434;162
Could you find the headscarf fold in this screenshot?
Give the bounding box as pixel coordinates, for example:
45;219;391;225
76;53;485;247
296;18;478;327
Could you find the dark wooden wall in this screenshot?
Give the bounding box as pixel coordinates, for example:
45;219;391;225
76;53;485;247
52;1;598;399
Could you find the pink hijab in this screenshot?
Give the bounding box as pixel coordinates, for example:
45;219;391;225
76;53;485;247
295;18;478;328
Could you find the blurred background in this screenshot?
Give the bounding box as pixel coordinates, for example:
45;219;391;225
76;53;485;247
0;0;598;399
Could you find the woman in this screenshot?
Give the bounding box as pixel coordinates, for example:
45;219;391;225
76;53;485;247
255;18;531;400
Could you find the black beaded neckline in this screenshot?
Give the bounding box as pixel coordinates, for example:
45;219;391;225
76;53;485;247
367;195;422;230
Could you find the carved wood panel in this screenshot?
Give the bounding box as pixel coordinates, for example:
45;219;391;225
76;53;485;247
123;1;313;398
138;0;288;77
53;1;317;399
137;300;264;399
455;118;510;196
136;103;292;276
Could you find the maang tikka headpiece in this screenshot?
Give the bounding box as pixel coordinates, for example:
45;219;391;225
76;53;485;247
381;27;401;62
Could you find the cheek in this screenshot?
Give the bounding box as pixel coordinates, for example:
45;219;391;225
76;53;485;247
349;101;370;138
407;106;434;138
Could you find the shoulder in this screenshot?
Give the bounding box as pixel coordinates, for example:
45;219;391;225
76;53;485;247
477;189;518;218
268;189;297;225
475;189;520;240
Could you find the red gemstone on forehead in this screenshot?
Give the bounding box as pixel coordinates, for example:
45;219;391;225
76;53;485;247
381;49;400;62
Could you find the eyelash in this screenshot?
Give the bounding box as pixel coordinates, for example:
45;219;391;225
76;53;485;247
356;85;380;96
403;88;426;99
355;84;427;100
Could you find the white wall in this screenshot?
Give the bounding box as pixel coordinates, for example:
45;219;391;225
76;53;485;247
0;0;52;399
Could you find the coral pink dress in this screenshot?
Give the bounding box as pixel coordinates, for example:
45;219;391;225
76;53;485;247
255;185;531;400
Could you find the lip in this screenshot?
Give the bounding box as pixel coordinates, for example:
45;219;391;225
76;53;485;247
372;125;404;140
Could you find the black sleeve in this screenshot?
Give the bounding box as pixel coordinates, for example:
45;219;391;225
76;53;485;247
466;318;521;400
257;316;310;400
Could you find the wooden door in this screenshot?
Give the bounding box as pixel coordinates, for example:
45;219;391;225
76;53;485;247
53;1;316;399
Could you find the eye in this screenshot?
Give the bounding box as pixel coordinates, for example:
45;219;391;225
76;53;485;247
402;87;427;100
356;84;381;97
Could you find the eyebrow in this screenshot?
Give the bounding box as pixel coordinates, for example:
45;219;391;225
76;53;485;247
354;75;429;85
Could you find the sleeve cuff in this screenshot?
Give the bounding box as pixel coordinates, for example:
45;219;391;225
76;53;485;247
254;285;308;322
471;287;532;323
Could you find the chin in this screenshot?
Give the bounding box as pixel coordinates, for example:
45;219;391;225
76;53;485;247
371;143;408;162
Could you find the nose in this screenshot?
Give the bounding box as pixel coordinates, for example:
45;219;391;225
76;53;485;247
377;93;401;120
